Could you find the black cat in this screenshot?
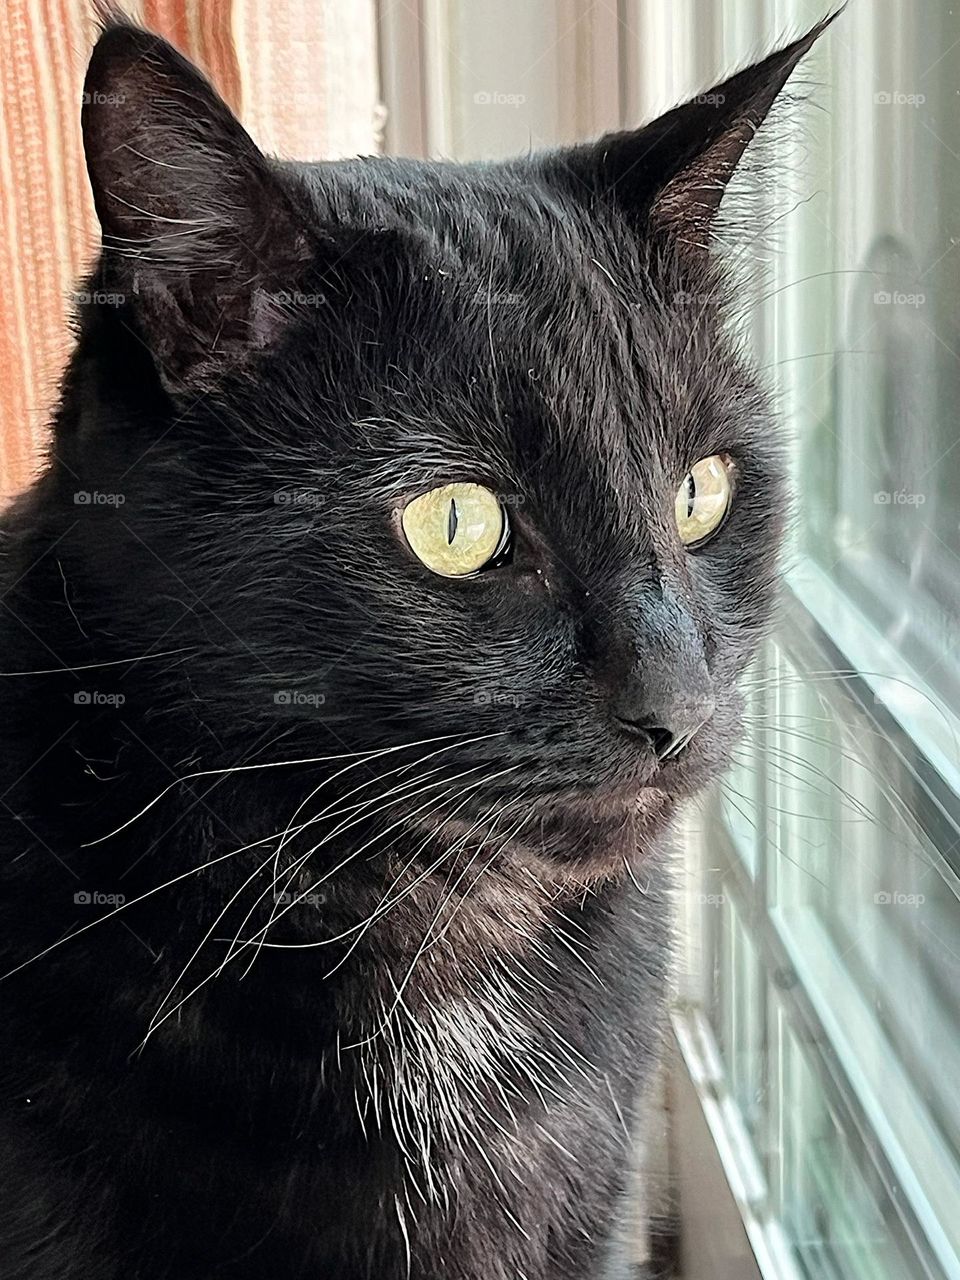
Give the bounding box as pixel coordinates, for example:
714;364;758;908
0;12;836;1279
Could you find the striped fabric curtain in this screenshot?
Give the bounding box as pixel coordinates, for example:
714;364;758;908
0;0;381;501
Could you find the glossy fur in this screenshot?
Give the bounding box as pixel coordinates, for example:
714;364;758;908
0;13;835;1279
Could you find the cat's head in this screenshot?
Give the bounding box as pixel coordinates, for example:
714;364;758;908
47;16;833;871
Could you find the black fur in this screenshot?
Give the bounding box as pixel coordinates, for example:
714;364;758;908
0;13;836;1279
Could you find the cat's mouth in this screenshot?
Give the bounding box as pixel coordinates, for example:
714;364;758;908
366;708;732;870
480;738;709;809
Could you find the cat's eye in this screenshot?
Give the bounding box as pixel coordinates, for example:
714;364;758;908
400;483;509;577
674;454;733;547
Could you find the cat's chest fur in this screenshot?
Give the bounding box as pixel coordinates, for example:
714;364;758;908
0;825;669;1280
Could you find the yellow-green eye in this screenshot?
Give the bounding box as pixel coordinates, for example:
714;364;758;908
400;483;508;577
675;454;733;547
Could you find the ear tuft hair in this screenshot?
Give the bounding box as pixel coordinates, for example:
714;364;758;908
541;8;843;255
89;0;133;31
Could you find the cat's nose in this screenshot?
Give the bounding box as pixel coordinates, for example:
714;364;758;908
612;697;715;761
593;581;715;760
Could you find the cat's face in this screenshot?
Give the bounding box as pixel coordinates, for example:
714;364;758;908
60;19;828;870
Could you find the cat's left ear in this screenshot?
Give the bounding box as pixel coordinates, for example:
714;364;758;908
82;20;314;394
541;11;840;253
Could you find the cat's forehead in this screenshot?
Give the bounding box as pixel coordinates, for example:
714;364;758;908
295;158;759;480
304;156;642;287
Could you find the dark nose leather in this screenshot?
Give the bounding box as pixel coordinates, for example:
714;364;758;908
613;701;715;761
599;584;715;761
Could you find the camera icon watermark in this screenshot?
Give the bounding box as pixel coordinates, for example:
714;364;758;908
873;289;925;308
274;889;326;908
471;288;524;307
474;689;525;708
674;289;723;307
258;288;326;308
473;90;527;107
873;490;926;506
874;890;925;906
874;90;926;108
82;89;126;106
73;289;125;307
73;690;126;707
273;489;325;509
274;690;326;707
73;490;126;507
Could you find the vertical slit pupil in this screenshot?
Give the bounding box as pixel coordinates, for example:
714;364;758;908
447;497;459;545
685;474;696;519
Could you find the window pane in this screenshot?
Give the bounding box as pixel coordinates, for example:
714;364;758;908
788;1;960;713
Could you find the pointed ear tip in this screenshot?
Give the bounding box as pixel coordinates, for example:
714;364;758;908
795;4;847;54
85;7;176;85
750;5;843;94
89;0;128;27
82;16;192;182
89;2;146;48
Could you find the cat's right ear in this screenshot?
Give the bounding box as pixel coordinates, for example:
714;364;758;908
82;19;313;396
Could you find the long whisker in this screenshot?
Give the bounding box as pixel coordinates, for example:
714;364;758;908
85;732;502;847
154;754;495;1024
3;739;487;983
426;805;532;957
136;764;521;1051
744;718;930;835
347;798;530;1051
261;772;521;971
757;743;907;839
145;844;283;1037
718;778;832;891
320;785;509;974
262;730;505;894
256;776;495;964
0;825;300;983
238;762;490;978
235;765;522;961
740;667;958;756
0;647;193;677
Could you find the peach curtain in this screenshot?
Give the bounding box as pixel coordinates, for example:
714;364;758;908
0;0;381;502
